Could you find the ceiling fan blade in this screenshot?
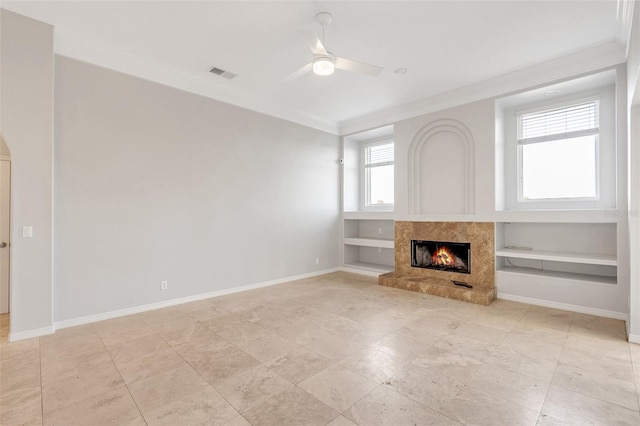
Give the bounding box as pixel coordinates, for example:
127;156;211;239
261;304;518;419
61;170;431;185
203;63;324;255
335;57;383;77
284;63;312;81
309;32;328;56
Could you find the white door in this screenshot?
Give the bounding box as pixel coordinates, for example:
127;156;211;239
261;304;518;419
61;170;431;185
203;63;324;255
0;160;10;314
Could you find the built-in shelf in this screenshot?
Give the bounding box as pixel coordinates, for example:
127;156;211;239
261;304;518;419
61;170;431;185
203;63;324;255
344;237;394;249
497;266;616;285
343;261;394;274
495;221;619;305
495;248;617;266
342;214;395;274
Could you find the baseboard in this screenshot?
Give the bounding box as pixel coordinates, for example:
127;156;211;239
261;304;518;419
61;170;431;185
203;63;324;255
9;325;55;342
54;267;340;330
497;292;627;321
628;334;640;344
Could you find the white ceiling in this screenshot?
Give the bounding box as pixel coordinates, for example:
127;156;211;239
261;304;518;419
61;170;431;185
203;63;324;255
1;1;626;134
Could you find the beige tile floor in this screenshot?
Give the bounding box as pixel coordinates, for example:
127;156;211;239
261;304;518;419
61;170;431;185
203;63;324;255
1;271;640;425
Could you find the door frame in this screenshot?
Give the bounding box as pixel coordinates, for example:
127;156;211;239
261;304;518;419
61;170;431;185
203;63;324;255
0;157;11;315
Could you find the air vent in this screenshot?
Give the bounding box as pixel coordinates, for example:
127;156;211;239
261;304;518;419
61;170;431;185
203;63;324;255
208;66;238;80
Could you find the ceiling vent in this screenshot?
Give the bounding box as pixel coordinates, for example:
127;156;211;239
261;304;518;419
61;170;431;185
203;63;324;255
208;66;238;80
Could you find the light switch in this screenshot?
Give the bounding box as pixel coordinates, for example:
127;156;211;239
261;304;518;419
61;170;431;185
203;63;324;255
22;226;33;238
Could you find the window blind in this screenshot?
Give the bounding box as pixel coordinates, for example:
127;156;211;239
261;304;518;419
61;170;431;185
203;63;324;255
365;142;394;167
519;100;599;142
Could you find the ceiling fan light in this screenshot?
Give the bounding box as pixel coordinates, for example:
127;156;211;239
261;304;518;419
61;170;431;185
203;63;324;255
313;56;335;76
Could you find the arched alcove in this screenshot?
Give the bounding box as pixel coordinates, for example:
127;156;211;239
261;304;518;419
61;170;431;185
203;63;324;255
408;119;475;214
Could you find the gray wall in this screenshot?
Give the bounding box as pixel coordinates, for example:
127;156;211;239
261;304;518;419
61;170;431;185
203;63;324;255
54;57;340;322
0;10;54;336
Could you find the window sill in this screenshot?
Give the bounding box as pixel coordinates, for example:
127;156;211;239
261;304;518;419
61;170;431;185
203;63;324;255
493;209;621;223
343;211;395;220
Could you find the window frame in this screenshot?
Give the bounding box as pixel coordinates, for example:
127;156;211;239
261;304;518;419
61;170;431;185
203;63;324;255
515;96;602;204
361;138;394;211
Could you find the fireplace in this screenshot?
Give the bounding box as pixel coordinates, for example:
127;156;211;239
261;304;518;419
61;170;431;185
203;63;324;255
411;240;470;274
379;221;496;305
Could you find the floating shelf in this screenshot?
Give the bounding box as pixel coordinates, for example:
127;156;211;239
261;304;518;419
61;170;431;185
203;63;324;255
497;266;617;285
344;237;394;249
495;248;617;266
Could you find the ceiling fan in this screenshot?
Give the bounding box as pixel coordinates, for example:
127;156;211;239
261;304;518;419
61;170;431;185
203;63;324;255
286;12;384;80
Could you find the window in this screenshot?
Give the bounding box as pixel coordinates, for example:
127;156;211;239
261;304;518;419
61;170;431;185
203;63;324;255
517;98;599;201
364;140;394;208
498;72;616;212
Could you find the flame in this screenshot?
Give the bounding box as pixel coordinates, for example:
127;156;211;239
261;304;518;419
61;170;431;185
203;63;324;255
432;246;455;266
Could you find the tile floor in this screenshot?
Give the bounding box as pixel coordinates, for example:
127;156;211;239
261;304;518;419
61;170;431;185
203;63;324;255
1;271;640;425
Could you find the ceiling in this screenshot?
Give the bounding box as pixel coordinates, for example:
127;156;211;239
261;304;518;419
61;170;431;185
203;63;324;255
1;1;628;134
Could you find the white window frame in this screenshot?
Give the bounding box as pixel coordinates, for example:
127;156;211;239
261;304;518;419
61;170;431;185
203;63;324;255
362;139;394;210
515;96;603;205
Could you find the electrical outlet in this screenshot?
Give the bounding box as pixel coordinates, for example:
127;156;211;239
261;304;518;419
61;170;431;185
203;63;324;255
161;280;168;290
378;247;382;253
315;258;320;265
378;227;383;234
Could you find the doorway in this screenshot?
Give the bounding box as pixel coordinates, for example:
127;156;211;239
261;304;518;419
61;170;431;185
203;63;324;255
0;139;11;341
1;159;10;314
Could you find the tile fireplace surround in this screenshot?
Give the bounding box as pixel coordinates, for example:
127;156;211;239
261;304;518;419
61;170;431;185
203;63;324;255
379;221;496;305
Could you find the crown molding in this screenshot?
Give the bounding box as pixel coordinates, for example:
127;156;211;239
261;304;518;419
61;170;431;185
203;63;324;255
338;41;627;136
53;29;339;135
53;28;627;138
617;0;636;57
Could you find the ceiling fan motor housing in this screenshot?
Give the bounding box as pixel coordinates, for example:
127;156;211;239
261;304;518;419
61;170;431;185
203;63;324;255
313;52;335;76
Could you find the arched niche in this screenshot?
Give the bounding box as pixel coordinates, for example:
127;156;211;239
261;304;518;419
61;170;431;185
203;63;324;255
408;119;475;214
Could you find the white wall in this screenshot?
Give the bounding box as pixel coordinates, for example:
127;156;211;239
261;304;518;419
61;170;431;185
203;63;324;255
342;137;360;212
627;3;640;341
494;102;506;211
53;57;340;322
0;10;54;338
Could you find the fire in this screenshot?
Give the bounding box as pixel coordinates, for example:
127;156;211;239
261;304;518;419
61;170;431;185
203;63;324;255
432;246;455;266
